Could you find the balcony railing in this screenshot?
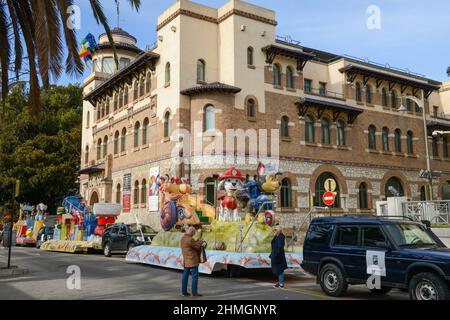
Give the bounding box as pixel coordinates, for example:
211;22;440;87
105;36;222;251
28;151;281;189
304;87;345;100
402;201;450;225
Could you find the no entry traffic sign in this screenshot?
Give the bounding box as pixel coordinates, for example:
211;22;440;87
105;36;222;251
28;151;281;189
323;191;336;207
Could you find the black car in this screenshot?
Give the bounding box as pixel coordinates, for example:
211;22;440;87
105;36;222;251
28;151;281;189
36;226;54;248
102;223;157;257
302;215;450;300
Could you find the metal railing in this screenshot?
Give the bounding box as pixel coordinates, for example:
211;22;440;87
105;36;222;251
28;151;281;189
287;206;329;250
402;201;450;225
304;87;345;100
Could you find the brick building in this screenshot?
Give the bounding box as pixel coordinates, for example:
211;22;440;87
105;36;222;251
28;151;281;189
80;0;450;230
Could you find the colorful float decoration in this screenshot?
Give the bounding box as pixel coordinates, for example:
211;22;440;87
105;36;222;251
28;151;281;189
40;196;121;253
14;204;47;246
126;163;303;274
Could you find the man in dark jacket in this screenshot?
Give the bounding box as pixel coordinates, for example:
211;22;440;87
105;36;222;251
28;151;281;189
270;225;288;289
180;227;205;297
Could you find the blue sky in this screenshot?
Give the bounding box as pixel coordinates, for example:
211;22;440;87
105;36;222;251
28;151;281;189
60;0;450;85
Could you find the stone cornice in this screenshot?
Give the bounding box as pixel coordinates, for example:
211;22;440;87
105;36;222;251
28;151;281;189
156;8;277;31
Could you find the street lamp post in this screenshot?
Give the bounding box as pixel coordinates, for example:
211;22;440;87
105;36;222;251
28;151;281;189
399;90;434;201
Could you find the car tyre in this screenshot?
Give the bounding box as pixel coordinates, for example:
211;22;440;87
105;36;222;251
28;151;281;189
319;263;348;297
103;242;112;257
409;272;450;300
369;287;392;295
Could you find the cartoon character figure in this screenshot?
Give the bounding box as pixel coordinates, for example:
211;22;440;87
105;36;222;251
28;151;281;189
243;163;282;215
217;167;245;222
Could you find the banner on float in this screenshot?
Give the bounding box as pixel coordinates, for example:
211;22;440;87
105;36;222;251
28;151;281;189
148;167;160;212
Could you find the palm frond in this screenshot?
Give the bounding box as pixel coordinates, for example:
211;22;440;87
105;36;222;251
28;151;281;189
0;1;11;105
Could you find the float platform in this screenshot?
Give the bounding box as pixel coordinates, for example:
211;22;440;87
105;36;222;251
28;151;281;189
40;240;102;253
126;245;303;274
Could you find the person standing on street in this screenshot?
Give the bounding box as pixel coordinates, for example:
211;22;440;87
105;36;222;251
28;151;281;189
270;225;288;289
180;226;205;297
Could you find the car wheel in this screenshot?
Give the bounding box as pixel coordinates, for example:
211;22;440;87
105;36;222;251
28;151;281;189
103;243;112;257
319;263;348;297
370;287;392;295
36;241;41;249
409;272;450;300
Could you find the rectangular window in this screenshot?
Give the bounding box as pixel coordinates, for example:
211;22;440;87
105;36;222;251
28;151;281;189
334;226;358;246
102;57;114;74
306;224;332;245
361;226;386;247
304;79;312;93
319;82;327;96
433;106;439;118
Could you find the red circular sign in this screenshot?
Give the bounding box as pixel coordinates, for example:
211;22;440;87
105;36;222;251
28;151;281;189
323;192;335;206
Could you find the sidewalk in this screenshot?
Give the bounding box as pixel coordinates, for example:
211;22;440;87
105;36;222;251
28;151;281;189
0;250;29;279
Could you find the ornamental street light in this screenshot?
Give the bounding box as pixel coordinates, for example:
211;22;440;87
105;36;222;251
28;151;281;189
399;90;434;201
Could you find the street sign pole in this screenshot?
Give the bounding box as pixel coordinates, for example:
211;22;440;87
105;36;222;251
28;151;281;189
7;180;19;269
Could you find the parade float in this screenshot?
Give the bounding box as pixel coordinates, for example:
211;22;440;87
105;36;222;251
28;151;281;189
14;204;47;247
126;163;303;275
40;196;121;253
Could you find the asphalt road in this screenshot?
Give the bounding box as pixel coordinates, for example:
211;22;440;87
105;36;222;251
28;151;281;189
0;246;409;300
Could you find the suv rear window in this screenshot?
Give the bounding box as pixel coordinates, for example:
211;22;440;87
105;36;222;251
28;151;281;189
334;226;358;246
306;224;331;245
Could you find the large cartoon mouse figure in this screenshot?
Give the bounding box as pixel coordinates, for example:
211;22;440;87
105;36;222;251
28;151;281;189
217;167;245;222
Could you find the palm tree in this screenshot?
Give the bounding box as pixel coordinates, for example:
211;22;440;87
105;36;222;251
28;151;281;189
447;66;450;77
0;0;141;116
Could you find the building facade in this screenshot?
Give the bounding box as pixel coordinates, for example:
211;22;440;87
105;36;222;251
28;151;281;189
80;0;450;230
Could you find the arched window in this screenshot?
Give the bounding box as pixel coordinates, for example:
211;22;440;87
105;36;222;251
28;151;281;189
165;62;171;85
146;73;151;94
142;118;149;145
406;97;412;112
358;183;369;209
355;83;362;102
314;172;340;208
121;128;127;153
280;178;292;208
246;98;255;118
134;122;141;148
247;47;254;66
97;138;102;160
391;90;397;109
337;120;346;146
116;184;122;204
394;129;402;153
273;63;281;86
114;131;120;155
382;88;388;107
204;178;217;206
420;186;426;201
432;136;439;157
281;116;289;138
85;146;89;165
197;59;206;82
321;118;330;145
139;77;145;97
414;100;421;113
204;105;216;132
286;66;294;89
133;81;138;100
103;135;108;158
97;104;101;120
86;111;90;128
382;127;389;151
365;85;372;104
141;179;147;204
407;131;414;154
118;90;123;109
134;181;140;204
305;115;315;142
101;102;105;118
113;94;118;111
164;111;171;138
442;181;450;200
368;125;376;150
105;98;110;115
385;177;404;198
124;87;128;106
443;136;449;158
